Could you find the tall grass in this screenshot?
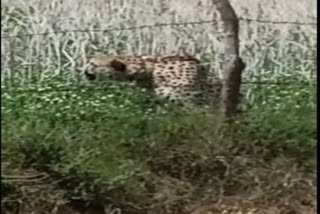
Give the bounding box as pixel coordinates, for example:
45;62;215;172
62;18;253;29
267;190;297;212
1;1;316;213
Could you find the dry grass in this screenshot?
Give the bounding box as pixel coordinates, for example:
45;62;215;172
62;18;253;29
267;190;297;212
1;0;316;83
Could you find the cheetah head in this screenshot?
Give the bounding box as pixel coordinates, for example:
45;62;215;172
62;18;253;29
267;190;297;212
84;55;129;81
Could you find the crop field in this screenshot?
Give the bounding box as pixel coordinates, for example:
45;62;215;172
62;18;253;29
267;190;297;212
1;0;317;213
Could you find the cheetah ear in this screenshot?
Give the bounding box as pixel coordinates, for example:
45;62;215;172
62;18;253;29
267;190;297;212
110;59;127;71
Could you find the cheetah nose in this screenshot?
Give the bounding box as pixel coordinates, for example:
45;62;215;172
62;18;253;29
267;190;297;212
84;70;96;80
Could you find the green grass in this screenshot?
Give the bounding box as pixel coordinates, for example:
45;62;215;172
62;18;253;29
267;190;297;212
1;3;317;213
2;75;316;213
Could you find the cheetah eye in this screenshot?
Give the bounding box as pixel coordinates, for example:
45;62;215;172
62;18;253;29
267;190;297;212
110;59;127;72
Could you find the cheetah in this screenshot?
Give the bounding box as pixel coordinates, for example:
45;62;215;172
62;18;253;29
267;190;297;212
83;52;222;106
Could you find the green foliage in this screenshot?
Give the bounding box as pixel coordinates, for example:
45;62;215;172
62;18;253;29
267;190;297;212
1;5;316;211
2;71;316;212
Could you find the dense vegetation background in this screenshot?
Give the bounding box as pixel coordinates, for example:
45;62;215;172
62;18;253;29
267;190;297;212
1;0;316;213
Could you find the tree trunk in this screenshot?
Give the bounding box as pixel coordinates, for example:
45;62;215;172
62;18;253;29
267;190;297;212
212;0;246;119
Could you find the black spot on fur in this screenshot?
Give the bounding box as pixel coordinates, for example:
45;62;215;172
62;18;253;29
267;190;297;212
84;71;96;80
110;59;127;71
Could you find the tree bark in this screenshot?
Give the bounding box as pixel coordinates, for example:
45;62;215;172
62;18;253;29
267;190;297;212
212;0;246;119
